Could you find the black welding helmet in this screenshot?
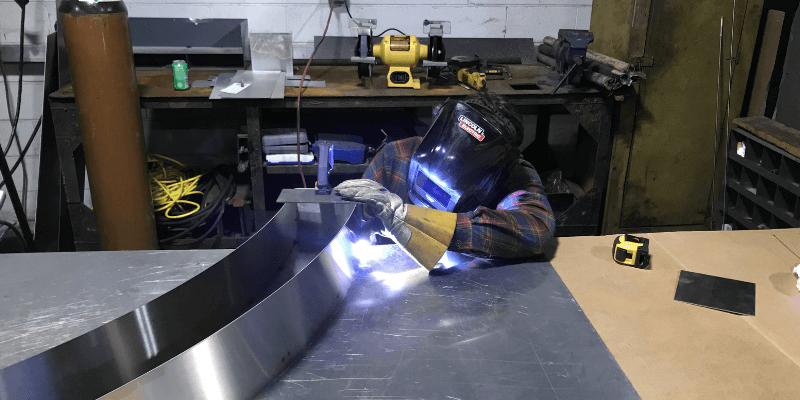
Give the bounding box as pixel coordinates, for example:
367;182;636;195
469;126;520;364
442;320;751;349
408;93;523;213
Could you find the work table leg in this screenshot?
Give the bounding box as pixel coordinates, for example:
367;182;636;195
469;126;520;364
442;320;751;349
246;107;268;228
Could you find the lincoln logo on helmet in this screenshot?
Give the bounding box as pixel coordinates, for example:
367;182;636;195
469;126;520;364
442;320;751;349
457;115;485;141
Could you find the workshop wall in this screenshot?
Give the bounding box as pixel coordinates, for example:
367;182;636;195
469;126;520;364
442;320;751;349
0;0;592;224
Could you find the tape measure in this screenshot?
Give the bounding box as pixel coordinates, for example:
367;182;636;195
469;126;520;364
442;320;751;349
457;68;487;90
612;234;650;269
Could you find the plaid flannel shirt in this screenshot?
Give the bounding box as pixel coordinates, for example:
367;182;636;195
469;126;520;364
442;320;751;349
363;137;555;258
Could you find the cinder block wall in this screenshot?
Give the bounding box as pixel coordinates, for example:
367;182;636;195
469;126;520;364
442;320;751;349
0;0;591;223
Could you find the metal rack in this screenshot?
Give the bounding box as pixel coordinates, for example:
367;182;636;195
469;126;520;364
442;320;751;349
723;117;800;230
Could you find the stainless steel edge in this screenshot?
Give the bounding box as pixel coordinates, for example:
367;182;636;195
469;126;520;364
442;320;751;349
0;202;358;400
132;46;245;55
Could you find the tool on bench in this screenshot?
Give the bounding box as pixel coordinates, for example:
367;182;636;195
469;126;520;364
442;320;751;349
422;20;451;83
351;19;429;89
351;18;378;80
373;34;428;89
447;55;509;91
612;234;651;269
541;29;594;94
457;68;487;91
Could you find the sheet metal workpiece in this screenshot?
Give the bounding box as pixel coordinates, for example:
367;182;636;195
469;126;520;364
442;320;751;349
259;248;641;399
0;202;358;400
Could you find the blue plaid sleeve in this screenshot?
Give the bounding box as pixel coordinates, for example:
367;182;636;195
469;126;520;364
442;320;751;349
448;160;555;258
363;140;555;258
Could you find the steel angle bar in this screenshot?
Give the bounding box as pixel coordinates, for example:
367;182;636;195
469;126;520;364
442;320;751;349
0;202;359;400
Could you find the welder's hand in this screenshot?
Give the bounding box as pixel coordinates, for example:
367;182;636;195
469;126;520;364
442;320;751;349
334;179;411;245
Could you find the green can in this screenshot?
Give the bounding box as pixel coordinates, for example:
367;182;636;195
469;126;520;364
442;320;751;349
172;60;189;90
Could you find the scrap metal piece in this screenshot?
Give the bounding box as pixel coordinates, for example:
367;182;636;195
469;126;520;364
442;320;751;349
191;75;217;88
277;188;355;204
209;70;285;99
674;270;756;315
0;202;359;400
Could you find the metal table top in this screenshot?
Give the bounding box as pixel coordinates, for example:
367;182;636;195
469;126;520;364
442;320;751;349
0;249;230;369
258;247;640;400
0;243;638;399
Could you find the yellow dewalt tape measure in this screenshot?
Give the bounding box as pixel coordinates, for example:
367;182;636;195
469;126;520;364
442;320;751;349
458;68;487;90
612;234;651;269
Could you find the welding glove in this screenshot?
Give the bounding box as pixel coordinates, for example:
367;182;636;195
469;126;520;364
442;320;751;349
335;179;458;270
334;179;412;245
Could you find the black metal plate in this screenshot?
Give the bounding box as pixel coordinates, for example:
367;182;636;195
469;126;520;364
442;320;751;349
257;249;640;400
674;270;756;316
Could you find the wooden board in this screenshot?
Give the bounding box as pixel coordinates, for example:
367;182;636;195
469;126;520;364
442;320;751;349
549;229;800;399
51;64;579;100
747;10;785;117
735;116;800;159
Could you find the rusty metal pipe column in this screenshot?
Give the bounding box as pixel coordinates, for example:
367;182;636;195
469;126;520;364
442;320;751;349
59;0;157;250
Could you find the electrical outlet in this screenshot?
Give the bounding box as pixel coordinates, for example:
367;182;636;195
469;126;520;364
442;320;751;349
332;0;347;7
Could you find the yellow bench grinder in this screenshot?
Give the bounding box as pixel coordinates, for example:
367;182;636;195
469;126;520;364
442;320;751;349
351;19;450;90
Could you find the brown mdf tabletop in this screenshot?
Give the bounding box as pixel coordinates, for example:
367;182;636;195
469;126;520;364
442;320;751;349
549;229;800;400
51;64;598;105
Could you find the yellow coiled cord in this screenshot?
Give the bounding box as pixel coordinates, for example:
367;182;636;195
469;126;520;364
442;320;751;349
148;154;205;219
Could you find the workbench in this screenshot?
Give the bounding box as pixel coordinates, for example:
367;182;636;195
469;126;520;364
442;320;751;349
48;64;616;250
2;229;798;398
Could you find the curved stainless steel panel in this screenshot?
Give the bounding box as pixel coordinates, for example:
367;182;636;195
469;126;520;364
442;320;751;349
0;202;358;400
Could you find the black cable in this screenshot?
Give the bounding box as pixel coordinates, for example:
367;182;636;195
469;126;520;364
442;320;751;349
3;5;31;212
0;59;15;123
375;28;406;37
13;3;29;211
4;4;26;155
0;219;29;252
0;2;33;251
0;143;33;250
0;115;41;190
344;0;353;19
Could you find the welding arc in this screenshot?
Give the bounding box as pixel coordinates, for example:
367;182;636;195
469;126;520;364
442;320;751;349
296;0;336;188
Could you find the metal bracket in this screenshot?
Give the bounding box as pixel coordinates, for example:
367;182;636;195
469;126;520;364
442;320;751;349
423;20;451;37
351;56;377;64
632;55;654;68
422;60;448;67
350;18;378;37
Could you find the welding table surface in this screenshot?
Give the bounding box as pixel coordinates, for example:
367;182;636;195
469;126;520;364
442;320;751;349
3;230;799;399
257;248;638;400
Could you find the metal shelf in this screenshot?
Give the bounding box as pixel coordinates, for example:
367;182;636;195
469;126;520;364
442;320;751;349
727;180;800;228
723;127;800;230
264;163;369;175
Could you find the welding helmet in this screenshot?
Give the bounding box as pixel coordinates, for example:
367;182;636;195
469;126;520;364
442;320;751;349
408;93;523;213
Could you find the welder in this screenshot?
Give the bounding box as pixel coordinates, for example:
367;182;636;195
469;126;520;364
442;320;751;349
335;93;555;269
